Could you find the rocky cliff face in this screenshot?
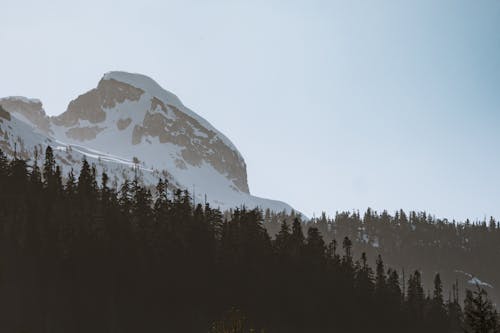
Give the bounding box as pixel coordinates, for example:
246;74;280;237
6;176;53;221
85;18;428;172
52;78;144;127
0;97;51;134
49;72;249;193
0;71;296;214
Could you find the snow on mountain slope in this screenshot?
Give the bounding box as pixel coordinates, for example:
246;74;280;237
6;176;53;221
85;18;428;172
102;71;241;156
50;72;248;193
0;72;298;215
0;104;160;190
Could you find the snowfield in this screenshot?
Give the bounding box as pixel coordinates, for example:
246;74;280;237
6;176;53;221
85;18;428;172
0;71;300;216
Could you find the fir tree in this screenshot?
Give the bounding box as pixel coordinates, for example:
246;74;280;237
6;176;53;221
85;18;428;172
375;254;387;295
274;220;291;257
406;270;425;332
77;158;93;197
464;287;499;333
42;145;55;188
427;273;448;333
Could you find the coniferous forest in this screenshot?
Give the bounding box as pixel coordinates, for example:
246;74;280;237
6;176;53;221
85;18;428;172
0;147;498;333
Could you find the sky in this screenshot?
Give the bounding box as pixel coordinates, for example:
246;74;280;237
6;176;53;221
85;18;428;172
1;0;500;221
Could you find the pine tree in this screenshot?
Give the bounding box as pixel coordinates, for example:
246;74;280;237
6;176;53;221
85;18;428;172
427;273;448;332
54;165;63;196
2;151;491;332
65;169;77;196
290;218;304;258
0;149;8;177
406;270;425;331
304;227;326;268
205;202;223;241
274;220;291;257
448;290;463;333
101;171;110;204
375;255;387;295
386;269;402;302
118;179;132;214
10;157;28;185
385;268;404;331
43;146;56;189
29;156;42;187
326;239;340;265
342;236;353;262
354;252;375;301
77;158;93;197
433;273;444;303
463;286;499;333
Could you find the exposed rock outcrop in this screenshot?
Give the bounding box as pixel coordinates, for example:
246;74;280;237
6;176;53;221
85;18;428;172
0;71;298;214
0;97;49;133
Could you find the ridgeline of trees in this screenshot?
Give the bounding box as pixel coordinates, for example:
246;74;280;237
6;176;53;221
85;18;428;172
261;204;500;307
0;147;498;333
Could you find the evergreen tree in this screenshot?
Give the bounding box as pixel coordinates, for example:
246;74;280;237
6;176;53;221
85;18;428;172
54;165;63;195
77;158;93;197
354;252;375;321
42;145;55;188
290;218;304;258
406;270;425;332
427;273;448;332
0;147;493;333
118;179;132;214
304;227;326;268
274;220;291;257
65;168;77;196
463;287;499;333
375;254;387;295
29;156;42;187
101;171;111;205
342;236;353;262
0;149;8;178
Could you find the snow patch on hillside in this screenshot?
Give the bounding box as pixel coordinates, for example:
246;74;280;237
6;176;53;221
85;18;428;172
455;270;494;289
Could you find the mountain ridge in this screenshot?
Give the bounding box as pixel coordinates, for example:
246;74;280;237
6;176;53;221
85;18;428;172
0;71;299;215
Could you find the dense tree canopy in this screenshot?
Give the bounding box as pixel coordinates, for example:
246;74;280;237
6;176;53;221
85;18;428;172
0;147;497;333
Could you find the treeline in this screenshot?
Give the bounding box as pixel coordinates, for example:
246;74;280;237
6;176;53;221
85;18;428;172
261;207;500;306
0;147;498;333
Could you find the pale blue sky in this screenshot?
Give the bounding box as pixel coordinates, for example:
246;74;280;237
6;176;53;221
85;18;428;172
1;0;499;220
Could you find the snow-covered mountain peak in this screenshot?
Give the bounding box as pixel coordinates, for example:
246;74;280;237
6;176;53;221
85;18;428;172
0;72;299;216
102;71;183;106
101;71;240;154
47;71;250;194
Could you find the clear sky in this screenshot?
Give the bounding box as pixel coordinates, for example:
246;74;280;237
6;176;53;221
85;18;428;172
1;0;499;221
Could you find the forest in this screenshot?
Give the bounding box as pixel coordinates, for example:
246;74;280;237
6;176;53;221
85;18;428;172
0;146;498;333
263;206;500;307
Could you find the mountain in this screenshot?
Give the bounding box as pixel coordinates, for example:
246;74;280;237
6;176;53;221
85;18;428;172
0;71;298;214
